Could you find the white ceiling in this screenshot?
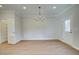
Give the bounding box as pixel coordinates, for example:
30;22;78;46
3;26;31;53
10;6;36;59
0;4;74;17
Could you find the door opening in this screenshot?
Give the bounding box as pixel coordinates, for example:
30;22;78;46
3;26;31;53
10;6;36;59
0;20;8;44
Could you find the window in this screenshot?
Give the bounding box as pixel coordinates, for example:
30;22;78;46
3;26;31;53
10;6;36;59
65;19;70;32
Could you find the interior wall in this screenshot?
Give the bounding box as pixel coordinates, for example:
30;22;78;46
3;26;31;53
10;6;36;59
22;16;62;40
0;10;16;44
73;5;79;48
0;10;23;44
15;13;22;42
60;8;74;45
60;5;79;49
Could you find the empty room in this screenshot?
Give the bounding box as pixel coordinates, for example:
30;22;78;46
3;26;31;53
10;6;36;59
0;4;79;55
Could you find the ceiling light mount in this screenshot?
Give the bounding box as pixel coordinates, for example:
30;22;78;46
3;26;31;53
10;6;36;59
53;6;56;9
0;5;3;7
23;6;27;10
34;6;47;21
38;6;41;16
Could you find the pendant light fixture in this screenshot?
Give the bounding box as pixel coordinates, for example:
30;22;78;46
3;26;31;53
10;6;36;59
34;6;47;21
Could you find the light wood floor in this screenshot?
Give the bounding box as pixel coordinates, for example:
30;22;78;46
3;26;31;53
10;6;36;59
0;40;79;55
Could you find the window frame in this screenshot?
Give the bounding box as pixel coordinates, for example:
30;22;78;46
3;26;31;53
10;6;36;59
64;19;71;32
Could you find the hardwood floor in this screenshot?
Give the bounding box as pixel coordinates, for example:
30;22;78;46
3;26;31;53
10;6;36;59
0;40;79;55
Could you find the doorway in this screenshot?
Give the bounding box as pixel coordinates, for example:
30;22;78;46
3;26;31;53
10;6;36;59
0;20;8;44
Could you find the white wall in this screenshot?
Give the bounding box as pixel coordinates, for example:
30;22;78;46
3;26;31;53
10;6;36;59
0;10;16;44
0;10;22;44
22;16;62;40
15;13;22;43
73;5;79;48
60;5;79;49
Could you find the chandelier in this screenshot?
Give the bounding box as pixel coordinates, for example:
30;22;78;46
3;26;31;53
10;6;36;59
34;6;47;21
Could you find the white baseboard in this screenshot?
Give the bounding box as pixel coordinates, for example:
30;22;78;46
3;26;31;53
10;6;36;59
22;38;59;40
8;39;21;44
0;40;7;44
59;39;79;51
